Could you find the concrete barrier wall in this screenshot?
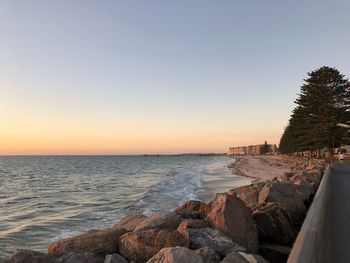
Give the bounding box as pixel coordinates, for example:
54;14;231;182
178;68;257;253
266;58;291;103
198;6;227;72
287;165;331;263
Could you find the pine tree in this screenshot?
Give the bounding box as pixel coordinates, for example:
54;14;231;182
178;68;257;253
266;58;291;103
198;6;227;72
280;66;350;155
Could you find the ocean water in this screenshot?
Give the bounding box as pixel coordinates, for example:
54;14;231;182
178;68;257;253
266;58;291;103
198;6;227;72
0;155;251;259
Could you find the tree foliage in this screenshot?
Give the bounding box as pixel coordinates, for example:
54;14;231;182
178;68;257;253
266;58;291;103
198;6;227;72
279;66;350;154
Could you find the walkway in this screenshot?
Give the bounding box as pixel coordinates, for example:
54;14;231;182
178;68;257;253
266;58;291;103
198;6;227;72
329;162;350;262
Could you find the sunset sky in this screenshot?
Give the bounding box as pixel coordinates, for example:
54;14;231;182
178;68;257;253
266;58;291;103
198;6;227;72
1;1;350;154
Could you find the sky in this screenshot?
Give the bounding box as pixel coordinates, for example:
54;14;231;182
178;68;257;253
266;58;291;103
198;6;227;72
1;1;350;155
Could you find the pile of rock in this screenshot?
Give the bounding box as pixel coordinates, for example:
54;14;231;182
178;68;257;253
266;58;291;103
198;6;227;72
4;156;324;263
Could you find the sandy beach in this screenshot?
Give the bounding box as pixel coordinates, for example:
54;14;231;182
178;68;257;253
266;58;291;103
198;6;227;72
229;155;292;181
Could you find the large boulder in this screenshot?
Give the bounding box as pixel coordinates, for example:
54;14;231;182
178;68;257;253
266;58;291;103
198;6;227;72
178;227;245;257
194;247;221;263
258;182;306;226
48;228;127;255
104;253;128;263
220;252;248;263
253;202;295;245
229;183;263;210
134;212;181;232
146;247;203;263
206;193;259;252
112;213;147;232
293;181;315;204
7;249;104;263
118;229;189;263
175;200;210;218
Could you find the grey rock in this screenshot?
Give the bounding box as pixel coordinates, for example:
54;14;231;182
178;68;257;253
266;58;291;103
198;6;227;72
220;252;248;263
186;227;245;257
258;182;306;226
104;253;128;263
253;202;295;245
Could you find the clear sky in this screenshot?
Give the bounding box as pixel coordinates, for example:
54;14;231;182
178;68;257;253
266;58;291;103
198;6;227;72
1;1;350;154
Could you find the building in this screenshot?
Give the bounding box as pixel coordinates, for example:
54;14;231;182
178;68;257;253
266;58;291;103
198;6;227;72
228;144;277;156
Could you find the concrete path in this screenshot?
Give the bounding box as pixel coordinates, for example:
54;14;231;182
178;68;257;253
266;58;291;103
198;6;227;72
329;162;350;262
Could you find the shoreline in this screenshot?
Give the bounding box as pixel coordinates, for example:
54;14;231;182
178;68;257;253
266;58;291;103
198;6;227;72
3;155;325;263
228;155;292;181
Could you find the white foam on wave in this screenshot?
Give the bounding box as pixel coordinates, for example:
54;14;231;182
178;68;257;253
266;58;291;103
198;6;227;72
52;229;80;242
136;161;205;214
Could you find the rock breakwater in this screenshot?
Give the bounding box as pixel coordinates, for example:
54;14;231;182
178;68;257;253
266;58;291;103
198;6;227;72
3;156;324;263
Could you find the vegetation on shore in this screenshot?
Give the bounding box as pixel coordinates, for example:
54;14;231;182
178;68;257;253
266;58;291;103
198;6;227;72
279;66;350;155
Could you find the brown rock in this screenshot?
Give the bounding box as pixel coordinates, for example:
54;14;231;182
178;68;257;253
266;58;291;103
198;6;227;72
177;219;211;237
194;247;221;263
206;193;259;252
112;213;147;232
118;229;189;263
220;252;248;263
253;202;296;245
48;228;126;255
258;182;306;226
175;200;210;217
146;247;203;263
134;212;181;232
229;183;263;210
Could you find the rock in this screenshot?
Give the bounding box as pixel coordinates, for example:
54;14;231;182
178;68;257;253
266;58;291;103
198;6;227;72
273;175;289;184
146;247;203;263
52;252;105;263
194;247;221;263
7;249;49;263
229;183;263;210
206;193;259;252
293;182;314;204
176;208;203;219
238;252;269;263
119;229;189;263
177;219;211;236
179;227;245;257
134;212;181;232
258;182;306;226
259;243;291;263
175;200;210;217
104;253;128;263
7;249;104;263
253;202;295;245
112;214;147;232
48;227;127;255
220;251;248;263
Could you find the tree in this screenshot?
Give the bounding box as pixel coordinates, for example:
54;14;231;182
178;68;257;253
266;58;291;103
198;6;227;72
280;66;350;156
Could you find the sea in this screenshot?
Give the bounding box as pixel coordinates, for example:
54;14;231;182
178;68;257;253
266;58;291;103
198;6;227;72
0;155;252;259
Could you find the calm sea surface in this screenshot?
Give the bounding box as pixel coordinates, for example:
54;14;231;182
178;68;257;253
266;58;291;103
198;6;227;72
0;155;251;259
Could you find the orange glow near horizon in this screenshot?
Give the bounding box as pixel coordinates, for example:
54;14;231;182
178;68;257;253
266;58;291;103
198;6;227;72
0;124;282;155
